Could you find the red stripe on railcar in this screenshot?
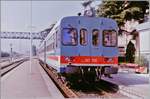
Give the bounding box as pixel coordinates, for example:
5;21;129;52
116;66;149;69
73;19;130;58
48;56;59;61
60;56;118;64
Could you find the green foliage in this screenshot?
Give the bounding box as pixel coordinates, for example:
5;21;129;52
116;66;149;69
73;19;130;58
96;1;149;26
125;41;136;63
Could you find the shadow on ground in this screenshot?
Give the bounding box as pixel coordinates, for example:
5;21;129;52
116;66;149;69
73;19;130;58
69;79;119;95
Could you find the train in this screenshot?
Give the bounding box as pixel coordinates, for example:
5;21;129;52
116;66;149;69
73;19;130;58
38;16;118;82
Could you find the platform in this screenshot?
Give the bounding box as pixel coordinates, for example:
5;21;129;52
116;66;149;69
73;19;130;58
1;59;64;99
102;72;150;99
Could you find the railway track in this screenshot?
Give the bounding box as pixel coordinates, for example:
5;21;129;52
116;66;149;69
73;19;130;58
0;59;9;63
70;79;119;98
1;58;28;77
39;60;78;98
39;60;121;98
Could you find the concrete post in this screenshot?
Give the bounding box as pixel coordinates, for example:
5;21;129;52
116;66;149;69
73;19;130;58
10;43;13;61
30;32;32;73
29;0;32;74
44;41;46;66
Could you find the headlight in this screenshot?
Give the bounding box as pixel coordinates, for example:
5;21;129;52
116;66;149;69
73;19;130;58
104;57;114;62
65;56;74;62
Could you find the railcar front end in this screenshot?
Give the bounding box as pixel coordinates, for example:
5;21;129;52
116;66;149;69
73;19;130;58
59;16;118;80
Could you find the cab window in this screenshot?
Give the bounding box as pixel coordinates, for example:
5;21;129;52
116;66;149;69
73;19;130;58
103;30;117;47
80;28;87;45
92;29;99;46
62;28;77;46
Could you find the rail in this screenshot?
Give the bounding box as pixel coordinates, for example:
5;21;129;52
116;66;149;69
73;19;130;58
39;60;78;98
1;58;28;77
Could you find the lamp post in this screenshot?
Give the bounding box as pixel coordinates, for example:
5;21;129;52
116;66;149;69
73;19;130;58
27;25;36;74
28;0;37;74
28;26;36;73
0;28;1;64
30;31;32;73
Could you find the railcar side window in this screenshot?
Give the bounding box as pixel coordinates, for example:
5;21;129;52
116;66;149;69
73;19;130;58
80;28;87;45
92;29;99;46
103;30;117;47
62;28;77;45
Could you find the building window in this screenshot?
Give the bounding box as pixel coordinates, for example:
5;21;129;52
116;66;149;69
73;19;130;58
80;28;87;45
103;30;117;47
92;29;99;46
62;28;77;46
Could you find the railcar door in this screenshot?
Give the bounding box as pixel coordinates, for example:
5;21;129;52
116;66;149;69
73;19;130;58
78;17;102;65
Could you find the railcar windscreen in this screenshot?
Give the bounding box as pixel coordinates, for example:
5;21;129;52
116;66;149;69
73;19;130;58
103;30;117;47
80;28;88;46
62;28;77;46
92;29;99;46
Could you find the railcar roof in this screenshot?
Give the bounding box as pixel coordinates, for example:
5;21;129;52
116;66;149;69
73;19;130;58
39;16;118;48
61;16;118;29
61;16;117;22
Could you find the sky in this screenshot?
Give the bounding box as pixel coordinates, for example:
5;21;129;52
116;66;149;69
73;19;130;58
1;0;101;54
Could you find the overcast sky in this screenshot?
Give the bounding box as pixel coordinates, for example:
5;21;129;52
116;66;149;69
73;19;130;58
1;0;101;54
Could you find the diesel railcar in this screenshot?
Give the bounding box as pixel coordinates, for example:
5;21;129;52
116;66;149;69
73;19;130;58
39;16;118;81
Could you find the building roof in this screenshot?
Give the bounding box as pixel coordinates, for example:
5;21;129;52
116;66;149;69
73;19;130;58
135;21;150;32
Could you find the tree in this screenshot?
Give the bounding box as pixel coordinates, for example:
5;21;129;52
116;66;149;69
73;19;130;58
96;1;149;28
96;1;149;63
125;41;136;63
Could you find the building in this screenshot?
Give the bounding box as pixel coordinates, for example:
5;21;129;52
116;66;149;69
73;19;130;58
135;21;150;68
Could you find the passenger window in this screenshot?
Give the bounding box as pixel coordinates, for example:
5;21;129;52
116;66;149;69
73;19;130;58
80;28;87;45
103;30;117;47
92;29;99;46
62;28;77;45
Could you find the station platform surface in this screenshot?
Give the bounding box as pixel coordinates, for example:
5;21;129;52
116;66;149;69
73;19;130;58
102;72;150;99
1;59;64;99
